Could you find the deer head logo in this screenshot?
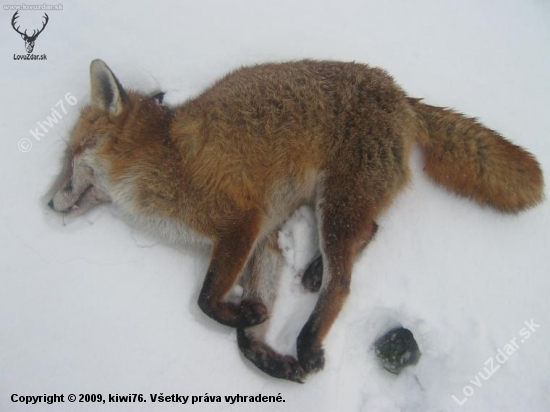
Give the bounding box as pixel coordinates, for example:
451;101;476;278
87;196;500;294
11;11;49;54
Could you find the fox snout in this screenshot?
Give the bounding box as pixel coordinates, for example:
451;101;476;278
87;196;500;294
48;158;110;216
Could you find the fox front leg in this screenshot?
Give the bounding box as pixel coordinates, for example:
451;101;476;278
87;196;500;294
198;216;268;328
237;234;306;383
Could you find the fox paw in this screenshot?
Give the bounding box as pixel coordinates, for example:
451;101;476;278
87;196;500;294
278;355;306;383
237;328;305;383
297;325;325;374
239;298;268;328
297;344;325;374
302;254;323;292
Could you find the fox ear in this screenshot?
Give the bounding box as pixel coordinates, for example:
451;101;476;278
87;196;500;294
90;59;127;117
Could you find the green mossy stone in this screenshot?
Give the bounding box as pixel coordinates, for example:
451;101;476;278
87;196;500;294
374;327;421;374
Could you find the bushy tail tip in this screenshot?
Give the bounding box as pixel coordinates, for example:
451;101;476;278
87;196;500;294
409;98;544;213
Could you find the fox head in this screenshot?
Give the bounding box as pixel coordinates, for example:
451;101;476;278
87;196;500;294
48;59;170;217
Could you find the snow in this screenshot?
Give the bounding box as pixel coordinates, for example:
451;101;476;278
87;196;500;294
1;0;549;411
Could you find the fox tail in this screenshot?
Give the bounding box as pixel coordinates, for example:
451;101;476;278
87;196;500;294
409;98;544;213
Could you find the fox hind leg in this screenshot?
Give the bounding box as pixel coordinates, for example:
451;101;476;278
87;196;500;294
301;222;378;293
297;185;379;374
237;234;306;383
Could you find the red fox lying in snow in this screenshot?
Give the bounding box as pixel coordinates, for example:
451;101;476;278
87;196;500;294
48;59;543;382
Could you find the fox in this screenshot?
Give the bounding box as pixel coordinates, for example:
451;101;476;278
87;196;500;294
48;59;543;383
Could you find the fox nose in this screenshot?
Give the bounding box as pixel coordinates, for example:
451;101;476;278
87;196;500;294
48;199;54;210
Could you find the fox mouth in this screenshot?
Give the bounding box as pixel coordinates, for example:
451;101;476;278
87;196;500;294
59;185;95;214
49;178;110;217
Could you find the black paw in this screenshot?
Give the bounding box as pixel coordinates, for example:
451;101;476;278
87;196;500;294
302;254;323;292
297;324;325;374
237;329;306;383
238;298;268;328
277;355;307;383
297;343;325;374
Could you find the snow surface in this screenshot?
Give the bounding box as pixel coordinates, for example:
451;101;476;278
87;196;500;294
1;0;549;411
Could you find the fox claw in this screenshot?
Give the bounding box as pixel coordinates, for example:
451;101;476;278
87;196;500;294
279;355;306;383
